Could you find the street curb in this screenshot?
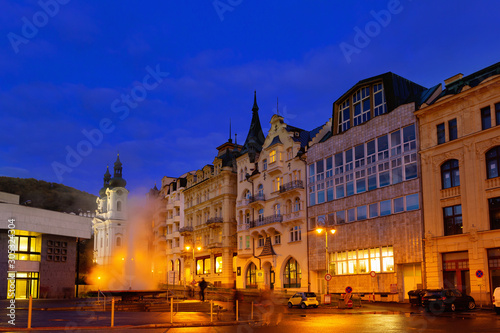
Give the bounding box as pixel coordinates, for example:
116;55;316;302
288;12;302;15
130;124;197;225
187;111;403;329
0;320;257;332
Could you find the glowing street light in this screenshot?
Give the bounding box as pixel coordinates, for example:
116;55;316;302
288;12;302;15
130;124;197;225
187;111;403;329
316;227;336;295
185;245;202;284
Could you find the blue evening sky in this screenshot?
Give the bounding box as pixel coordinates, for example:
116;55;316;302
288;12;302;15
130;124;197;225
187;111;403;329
1;0;499;199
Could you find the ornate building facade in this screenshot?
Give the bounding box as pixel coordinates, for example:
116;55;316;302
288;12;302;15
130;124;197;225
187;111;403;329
181;135;242;288
235;92;327;291
306;73;426;301
416;62;500;305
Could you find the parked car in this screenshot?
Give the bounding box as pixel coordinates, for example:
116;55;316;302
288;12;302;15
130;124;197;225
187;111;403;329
493;287;500;314
408;289;426;306
287;292;319;309
421;289;475;312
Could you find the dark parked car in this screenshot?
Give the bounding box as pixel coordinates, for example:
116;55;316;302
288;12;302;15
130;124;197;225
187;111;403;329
408;289;426;306
421;289;475;312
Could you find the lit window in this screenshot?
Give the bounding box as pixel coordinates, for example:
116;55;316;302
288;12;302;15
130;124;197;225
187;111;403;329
283;258;301;288
246;262;257;288
215;256;222;273
269;150;276;163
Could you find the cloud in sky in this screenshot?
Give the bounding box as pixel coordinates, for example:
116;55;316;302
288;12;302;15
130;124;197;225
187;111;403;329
1;0;500;197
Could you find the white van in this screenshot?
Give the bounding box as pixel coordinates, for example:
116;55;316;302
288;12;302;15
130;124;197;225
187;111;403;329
494;287;500;314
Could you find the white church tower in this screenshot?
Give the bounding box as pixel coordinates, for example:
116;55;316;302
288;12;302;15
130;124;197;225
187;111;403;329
93;154;129;266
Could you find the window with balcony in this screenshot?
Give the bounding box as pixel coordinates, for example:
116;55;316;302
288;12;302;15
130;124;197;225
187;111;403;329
274;204;281;217
258;209;264;222
486;146;500;179
258;184;264;197
283;258;301;288
444;205;462;236
482;106;492;130
441;159;460;189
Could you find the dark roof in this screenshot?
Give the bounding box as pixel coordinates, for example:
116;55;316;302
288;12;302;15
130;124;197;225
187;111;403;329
217;148;238;167
265;135;282;149
242;91;266;156
335;72;427;113
319;130;332;143
431;61;500;104
417;83;441;109
258;237;276;257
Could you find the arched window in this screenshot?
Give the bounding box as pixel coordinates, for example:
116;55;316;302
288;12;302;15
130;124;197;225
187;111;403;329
486;146;500;179
258;184;264;197
245;212;250;224
441;159;460;189
244;190;251;200
116;236;121;247
258;209;264;221
294;198;301;212
283;258;301;288
274;204;281;216
246;262;257;288
176;259;181;272
169;260;174;271
117;201;122;211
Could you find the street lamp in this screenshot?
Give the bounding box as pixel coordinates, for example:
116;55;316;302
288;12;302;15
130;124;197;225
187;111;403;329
316;227;336;295
185;245;202;283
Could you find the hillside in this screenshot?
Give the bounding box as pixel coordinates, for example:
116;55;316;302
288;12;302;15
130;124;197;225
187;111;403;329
0;177;97;214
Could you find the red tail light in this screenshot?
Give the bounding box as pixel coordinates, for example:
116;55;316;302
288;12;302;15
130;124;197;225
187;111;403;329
439;297;446;301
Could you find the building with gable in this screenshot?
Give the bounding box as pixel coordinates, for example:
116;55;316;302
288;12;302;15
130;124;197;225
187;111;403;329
235;91;328;291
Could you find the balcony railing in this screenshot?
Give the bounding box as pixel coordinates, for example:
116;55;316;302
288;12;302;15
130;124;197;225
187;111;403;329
179;226;193;234
206;217;223;226
244;214;283;229
249;194;266;203
279;180;304;193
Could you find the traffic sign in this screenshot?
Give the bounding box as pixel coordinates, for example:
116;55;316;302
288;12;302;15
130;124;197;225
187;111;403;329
370;271;376;278
347;299;353;308
325;273;332;281
345;286;353;294
476;270;484;278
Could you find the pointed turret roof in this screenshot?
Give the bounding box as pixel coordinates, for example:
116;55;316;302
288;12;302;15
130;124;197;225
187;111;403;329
99;166;112;197
109;153;127;188
242;91;266;162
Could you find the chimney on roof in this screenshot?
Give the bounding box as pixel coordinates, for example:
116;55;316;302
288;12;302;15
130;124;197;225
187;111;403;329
444;73;463;86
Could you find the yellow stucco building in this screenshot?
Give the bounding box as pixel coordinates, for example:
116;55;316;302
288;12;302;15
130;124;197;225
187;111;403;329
416;62;500;305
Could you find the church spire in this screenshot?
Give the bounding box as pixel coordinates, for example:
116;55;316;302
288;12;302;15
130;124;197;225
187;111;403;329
252;90;259;112
109;153;127;188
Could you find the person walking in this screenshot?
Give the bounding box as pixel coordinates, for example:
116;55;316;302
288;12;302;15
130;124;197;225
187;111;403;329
199;278;208;302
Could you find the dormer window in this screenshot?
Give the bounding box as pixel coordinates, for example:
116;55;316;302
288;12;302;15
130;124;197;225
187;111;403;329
270;150;276;163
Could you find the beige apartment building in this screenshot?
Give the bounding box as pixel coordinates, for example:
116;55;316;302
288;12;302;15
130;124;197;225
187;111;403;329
150;174;191;287
306;73;427;302
181;137;242;288
235;92;328;291
416;62;500;305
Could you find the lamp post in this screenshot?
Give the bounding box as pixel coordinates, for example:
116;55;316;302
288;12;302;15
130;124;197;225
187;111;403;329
316;227;336;295
185;245;201;283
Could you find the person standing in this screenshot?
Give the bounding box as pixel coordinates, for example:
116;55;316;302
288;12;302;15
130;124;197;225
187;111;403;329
199;278;208;302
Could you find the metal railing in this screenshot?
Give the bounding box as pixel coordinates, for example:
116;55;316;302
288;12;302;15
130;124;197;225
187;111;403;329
179;226;193;233
279;180;304;193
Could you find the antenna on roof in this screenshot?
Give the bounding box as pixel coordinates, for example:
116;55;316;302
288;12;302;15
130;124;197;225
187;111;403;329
276;97;279;116
228;118;232;143
235;133;237;145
